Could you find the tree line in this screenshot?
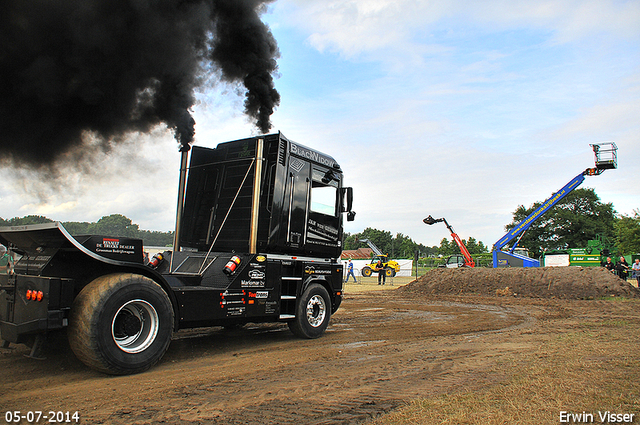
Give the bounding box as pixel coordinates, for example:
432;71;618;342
504;188;639;258
0;214;174;247
343;227;489;260
2;188;638;258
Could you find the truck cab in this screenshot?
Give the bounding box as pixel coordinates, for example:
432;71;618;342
0;132;355;375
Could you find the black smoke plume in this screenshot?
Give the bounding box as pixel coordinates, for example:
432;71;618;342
0;0;280;168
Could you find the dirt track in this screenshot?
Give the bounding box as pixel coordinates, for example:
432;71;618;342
1;270;639;424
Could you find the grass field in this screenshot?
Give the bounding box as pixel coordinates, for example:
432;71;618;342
343;276;415;293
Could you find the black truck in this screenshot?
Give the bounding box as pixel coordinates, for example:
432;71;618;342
0;132;355;374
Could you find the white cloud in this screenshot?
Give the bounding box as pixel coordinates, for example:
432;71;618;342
279;0;640;61
19;201;78;216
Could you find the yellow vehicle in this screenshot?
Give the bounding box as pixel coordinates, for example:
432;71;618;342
361;254;400;277
357;238;401;277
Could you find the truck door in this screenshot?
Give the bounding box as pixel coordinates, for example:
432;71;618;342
286;157;310;248
305;168;341;257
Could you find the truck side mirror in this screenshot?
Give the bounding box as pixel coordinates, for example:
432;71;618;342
341;187;355;221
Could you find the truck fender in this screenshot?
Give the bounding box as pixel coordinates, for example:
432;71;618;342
301;275;331;296
107;264;180;330
301;276;340;313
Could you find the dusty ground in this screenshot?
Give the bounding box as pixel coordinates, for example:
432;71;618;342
1;267;638;424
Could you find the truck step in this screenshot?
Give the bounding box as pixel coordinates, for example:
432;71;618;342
279;314;295;320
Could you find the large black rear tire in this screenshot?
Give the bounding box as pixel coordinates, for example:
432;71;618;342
288;283;331;339
68;273;173;375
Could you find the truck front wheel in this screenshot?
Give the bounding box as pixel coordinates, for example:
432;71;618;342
361;267;372;277
288;283;331;339
68;273;174;375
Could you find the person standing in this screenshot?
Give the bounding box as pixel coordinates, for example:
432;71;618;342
375;259;386;285
345;259;357;283
0;244;13;274
632;259;640;288
615;256;630;281
603;257;615;273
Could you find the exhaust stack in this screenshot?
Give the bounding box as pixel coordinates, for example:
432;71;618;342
172;145;190;270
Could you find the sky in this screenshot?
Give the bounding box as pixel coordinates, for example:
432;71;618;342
1;0;639;249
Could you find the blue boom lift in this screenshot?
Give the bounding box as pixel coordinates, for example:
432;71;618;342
492;143;617;268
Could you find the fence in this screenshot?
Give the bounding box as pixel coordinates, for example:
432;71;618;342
342;256;494;282
418;256;493;269
342;259;413;281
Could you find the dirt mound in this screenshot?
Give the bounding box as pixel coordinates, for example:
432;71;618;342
400;266;640;299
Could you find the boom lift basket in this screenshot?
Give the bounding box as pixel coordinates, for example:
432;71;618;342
590;142;617;172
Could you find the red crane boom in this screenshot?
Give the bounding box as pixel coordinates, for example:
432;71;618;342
423;215;475;268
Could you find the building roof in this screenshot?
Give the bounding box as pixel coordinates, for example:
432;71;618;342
340;248;373;260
